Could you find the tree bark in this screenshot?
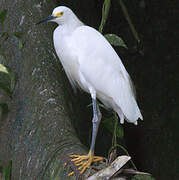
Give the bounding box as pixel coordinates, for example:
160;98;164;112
0;0;88;179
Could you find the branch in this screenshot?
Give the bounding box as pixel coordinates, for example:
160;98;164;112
117;0;140;43
87;156;131;180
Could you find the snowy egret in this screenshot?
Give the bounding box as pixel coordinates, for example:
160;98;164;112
37;6;143;175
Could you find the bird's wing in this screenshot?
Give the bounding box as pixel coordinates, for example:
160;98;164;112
70;26;142;121
71;25;133;91
53;26;82;91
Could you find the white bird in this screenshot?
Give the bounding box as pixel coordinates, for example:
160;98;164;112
37;6;143;175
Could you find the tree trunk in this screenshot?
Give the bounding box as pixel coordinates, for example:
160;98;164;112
0;0;89;179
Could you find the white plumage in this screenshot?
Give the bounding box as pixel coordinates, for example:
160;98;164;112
52;6;143;124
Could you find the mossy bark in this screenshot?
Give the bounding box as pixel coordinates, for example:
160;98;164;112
0;0;88;179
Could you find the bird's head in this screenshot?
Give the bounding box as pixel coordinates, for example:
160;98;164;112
36;6;79;26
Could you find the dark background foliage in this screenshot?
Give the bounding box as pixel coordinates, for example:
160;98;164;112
57;0;179;179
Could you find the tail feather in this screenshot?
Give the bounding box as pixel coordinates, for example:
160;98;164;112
115;96;143;124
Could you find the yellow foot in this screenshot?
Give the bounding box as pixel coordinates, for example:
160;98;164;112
68;151;103;176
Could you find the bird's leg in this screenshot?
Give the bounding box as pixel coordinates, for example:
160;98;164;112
69;98;103;175
89;98;101;153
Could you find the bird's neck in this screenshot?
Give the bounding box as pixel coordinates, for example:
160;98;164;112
62;15;83;33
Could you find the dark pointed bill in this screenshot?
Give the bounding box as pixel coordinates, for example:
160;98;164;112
36;15;56;25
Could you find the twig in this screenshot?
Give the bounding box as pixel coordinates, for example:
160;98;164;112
87;156;131;180
117;0;140;43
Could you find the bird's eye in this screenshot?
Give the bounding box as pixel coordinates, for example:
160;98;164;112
55;11;64;18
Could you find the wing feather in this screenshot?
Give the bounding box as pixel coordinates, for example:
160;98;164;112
70;26;142;121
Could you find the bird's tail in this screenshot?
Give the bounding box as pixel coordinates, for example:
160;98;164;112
115;96;143;125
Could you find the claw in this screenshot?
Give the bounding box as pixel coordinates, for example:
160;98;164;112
68;150;103;176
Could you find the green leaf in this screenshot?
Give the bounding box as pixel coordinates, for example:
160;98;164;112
0;32;9;41
18;40;23;49
104;34;128;49
115;123;124;139
13;32;23;38
0;64;9;74
0;64;15;97
0;9;7;25
2;160;12;180
0;55;6;64
132;174;155;180
0;103;9;121
99;0;111;33
103;118;124;139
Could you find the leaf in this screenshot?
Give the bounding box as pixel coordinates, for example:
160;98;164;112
18;40;23;49
132;174;155;180
0;55;6;64
0;64;15;97
115;123;124;139
13;32;23;38
2;160;12;180
0;9;7;25
99;0;111;33
0;32;9;41
0;103;9;121
123;168;151;176
104;34;128;49
0;64;9;74
103;118;124;139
